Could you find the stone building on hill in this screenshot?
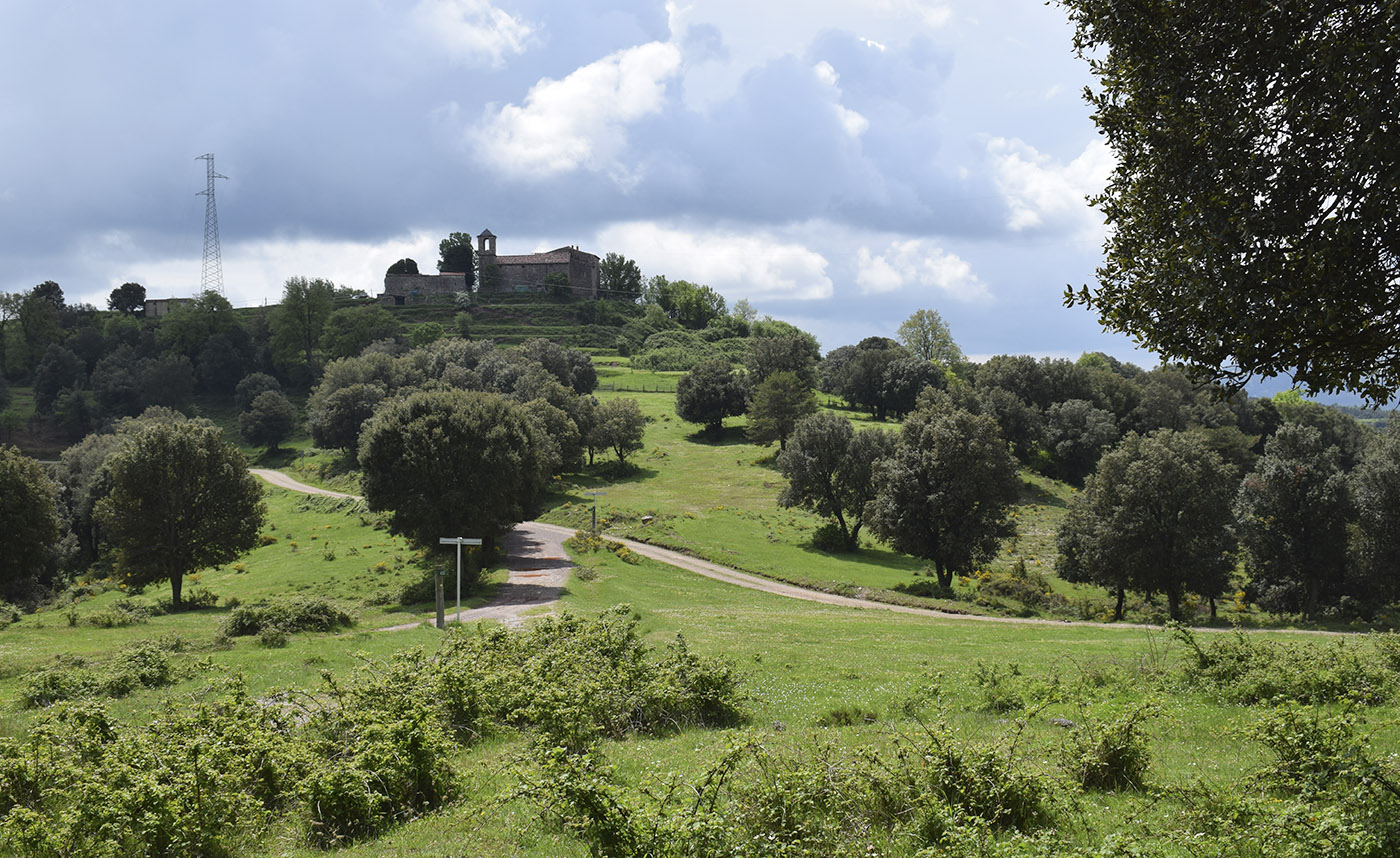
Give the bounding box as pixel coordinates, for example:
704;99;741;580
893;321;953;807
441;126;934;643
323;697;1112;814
378;229;600;306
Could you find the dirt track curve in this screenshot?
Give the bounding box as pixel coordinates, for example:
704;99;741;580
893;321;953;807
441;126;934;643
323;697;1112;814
250;470;1340;636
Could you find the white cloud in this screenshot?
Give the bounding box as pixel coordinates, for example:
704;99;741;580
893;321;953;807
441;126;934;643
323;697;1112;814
855;239;987;300
812;60;869;138
987;137;1113;235
475;41;682;180
597;222;833;301
406;0;533;69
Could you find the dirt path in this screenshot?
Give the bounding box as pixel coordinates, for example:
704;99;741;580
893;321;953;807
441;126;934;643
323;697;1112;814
250;470;571;629
250;470;1337;636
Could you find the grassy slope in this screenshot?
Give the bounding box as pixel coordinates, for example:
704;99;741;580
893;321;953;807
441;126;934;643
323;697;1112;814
543;377;1137;621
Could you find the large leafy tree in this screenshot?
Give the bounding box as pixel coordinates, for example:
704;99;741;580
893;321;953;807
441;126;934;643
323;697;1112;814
107;281;146;315
307;382;385;455
0;445;60;603
1061;0;1400;402
271;276;337;378
866;406;1020;585
358;389;552;567
746;371;817;450
589;397;647;466
438;233;476;284
896;308;963;365
675;357;749;436
1057;430;1236;620
95;421;265;607
1234;423;1352;619
238;390;298;454
599;252;643;301
777;412;895;552
1352;426;1400;607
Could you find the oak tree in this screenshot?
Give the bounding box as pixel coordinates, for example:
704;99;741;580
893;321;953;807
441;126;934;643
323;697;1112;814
1062;0;1400;401
95;421;265;607
866;406;1020;585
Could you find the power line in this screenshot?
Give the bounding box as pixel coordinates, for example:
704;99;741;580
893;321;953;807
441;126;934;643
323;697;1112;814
195;153;227;295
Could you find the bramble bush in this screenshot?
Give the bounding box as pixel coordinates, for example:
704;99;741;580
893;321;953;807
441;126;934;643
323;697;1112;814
219;596;354;638
516;723;1060;858
433;605;744;749
1172;624;1396;705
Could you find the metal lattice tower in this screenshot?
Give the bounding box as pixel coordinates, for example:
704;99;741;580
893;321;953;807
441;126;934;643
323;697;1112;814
196;154;228;295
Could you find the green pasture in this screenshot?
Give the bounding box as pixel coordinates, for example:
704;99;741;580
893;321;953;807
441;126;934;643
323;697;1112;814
0;485;498;735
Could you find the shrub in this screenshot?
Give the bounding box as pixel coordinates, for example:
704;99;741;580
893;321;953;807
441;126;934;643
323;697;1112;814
1173;624;1394;705
0;599;21;628
434;606;744;749
220;597;353;638
19;666;97;708
810;522;850;553
300;652;458;846
1059;707;1155;790
87;598;153;628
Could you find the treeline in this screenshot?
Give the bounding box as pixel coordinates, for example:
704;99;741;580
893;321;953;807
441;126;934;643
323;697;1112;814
662;309;1396;624
0;328;649;612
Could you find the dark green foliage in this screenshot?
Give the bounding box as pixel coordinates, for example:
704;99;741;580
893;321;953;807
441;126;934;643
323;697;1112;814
1043;399;1119;484
599;252;642;300
95;420;266;607
307;382;385;454
0;445;59;604
438;233;475;282
589;397;646;465
107;281;146;315
234;372;282;410
358;389;553;559
137;353;195;411
219;596;354;638
271;276;337;378
33;344;83;414
1062;0;1400;402
867;406;1020;587
1057;430;1236;620
745;333;817;388
386;257;419;276
320;305;403;360
1352;427;1400;607
238;389;298;453
1235;423;1351;618
674;357;749;435
778;412;895;551
745;370;817;449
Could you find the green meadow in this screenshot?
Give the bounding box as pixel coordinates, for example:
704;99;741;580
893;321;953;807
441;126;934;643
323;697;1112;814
4;377;1397;856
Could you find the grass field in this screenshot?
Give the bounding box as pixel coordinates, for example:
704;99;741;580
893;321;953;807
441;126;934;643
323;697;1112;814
4;437;1399;855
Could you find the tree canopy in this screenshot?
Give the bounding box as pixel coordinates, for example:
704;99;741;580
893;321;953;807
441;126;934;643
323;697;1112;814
896;308;963;365
866;406;1020;586
1057;429;1236;620
1061;0;1400;402
1234;423;1351;619
107;282;146;315
438;233;475;284
0;445;59;603
777;413;895;552
94;421;265;607
358;389;553;565
675;357;749;435
599;252;643;300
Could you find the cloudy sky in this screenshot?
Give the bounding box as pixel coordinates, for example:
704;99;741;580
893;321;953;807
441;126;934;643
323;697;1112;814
1;0;1141;364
